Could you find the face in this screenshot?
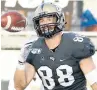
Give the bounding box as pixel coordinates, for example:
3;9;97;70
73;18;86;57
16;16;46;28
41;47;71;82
39;16;57;31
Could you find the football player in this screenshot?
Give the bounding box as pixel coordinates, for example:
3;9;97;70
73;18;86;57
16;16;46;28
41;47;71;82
14;3;97;90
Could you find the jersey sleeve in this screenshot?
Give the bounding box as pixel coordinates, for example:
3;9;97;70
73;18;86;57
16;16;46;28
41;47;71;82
72;35;95;60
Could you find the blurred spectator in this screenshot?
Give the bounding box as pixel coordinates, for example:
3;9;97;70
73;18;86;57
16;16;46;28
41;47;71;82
81;10;97;31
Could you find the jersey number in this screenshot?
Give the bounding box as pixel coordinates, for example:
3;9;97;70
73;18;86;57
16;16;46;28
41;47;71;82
38;65;75;89
73;35;85;42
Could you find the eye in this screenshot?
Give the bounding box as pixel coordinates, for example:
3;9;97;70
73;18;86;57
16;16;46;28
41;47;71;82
47;16;54;21
39;18;44;23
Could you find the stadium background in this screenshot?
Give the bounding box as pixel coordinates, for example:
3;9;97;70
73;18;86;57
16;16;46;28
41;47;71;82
0;0;97;90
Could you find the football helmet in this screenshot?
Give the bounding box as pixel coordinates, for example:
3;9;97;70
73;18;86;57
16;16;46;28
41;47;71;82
33;3;65;38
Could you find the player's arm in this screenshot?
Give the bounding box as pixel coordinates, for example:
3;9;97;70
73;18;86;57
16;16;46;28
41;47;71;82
14;62;36;90
14;40;36;90
79;57;97;90
72;34;96;89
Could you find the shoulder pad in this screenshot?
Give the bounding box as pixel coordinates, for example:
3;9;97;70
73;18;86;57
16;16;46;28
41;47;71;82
72;33;95;59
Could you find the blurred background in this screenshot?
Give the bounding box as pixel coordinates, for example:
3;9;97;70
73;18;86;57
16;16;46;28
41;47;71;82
0;0;97;90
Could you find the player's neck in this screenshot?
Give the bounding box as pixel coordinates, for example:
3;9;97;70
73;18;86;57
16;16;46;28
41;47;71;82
45;32;62;50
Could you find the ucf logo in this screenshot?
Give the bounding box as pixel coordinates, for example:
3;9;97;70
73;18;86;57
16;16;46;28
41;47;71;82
31;48;42;54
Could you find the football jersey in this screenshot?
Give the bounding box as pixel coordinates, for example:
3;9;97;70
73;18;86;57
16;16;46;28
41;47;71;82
19;33;95;90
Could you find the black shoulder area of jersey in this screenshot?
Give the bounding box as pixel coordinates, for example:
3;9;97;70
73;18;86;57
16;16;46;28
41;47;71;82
24;37;43;48
31;37;44;48
22;37;44;64
62;33;95;60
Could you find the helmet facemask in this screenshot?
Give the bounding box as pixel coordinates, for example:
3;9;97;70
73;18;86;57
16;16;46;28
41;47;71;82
33;3;65;38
